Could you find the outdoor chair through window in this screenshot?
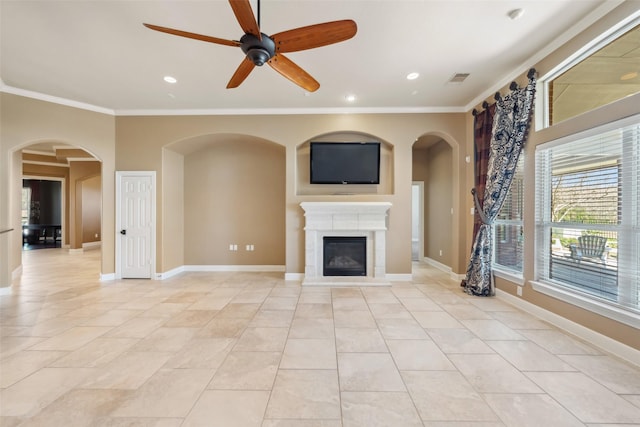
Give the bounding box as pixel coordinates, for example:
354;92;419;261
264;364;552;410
569;235;609;264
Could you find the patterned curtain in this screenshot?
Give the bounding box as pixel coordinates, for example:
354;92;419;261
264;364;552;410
459;103;495;289
471;103;496;244
463;73;536;296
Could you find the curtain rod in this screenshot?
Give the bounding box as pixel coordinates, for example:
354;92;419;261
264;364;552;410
472;68;536;116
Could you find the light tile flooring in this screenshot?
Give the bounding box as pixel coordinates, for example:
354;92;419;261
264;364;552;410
1;248;640;426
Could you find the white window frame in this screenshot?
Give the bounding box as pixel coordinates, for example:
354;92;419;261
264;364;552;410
531;114;640;329
536;12;640;129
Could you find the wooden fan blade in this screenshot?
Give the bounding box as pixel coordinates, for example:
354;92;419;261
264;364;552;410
271;20;357;53
267;53;320;92
228;0;261;39
143;23;240;47
227;57;256;88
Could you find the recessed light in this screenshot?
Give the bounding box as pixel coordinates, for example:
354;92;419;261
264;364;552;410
164;76;177;84
620;71;638;81
507;8;524;20
345;94;356;102
407;72;420;80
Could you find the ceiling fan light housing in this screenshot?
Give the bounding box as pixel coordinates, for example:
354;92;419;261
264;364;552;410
241;33;275;66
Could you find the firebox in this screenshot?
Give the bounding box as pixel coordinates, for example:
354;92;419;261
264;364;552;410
323;236;366;276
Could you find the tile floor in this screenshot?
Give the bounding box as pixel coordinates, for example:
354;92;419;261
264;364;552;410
1;248;640;426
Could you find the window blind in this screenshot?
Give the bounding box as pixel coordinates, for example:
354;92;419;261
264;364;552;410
494;155;524;273
535;116;639;313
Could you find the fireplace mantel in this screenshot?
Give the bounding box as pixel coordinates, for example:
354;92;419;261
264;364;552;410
300;202;392;286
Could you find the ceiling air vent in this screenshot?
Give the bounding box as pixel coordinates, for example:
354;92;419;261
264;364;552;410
448;73;470;84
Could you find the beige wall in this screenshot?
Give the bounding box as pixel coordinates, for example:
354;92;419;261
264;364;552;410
69;161;101;249
81;174;102;244
425;141;453;266
181;136;285;266
0;93;116;283
161;148;184;273
116;113;467;276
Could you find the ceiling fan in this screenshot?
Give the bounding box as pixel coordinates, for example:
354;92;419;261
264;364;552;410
143;0;357;92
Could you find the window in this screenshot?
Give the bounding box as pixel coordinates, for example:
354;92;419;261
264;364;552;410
21;187;31;225
535;115;639;315
493;154;524;274
542;19;640;126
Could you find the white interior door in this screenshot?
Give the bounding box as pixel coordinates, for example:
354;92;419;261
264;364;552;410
116;171;155;279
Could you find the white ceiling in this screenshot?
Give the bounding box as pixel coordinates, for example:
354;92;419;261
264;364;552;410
0;0;620;115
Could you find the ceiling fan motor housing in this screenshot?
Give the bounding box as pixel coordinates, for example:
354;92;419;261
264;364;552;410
240;33;275;66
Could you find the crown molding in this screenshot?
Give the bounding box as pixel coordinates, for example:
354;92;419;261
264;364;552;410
1;83;464;116
0;84;115;115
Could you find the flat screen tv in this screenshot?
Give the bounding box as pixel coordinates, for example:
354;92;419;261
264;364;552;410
310;142;380;184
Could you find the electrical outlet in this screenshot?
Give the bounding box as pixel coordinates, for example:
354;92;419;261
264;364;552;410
517;286;523;297
439;249;443;256
229;244;238;251
94;233;99;238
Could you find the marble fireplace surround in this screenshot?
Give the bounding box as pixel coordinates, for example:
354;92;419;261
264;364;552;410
300;202;392;286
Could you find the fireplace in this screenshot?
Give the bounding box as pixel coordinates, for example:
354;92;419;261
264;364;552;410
323;236;366;276
300;202;392;286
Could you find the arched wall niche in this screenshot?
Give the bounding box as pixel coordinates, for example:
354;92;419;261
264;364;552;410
161;133;286;272
295;131;394;196
164;132;285;154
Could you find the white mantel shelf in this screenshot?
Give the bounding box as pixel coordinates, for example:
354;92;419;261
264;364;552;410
300;202;392;286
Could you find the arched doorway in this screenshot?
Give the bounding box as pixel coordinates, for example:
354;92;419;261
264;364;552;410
412;134;458;273
18;141;102;272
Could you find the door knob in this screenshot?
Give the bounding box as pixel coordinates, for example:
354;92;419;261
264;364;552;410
120;229;126;235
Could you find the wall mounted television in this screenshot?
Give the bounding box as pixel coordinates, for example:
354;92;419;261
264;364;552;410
310;142;381;184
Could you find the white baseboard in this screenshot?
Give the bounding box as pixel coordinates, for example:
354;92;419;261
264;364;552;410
423;257;451;273
386;273;412;282
451;272;466;281
155;266;185;280
100;273;115;281
496;288;640;368
285;273;411;283
83;241;101;250
423;257;465;281
183;265;285;273
68;248;83;254
12;265;22;280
